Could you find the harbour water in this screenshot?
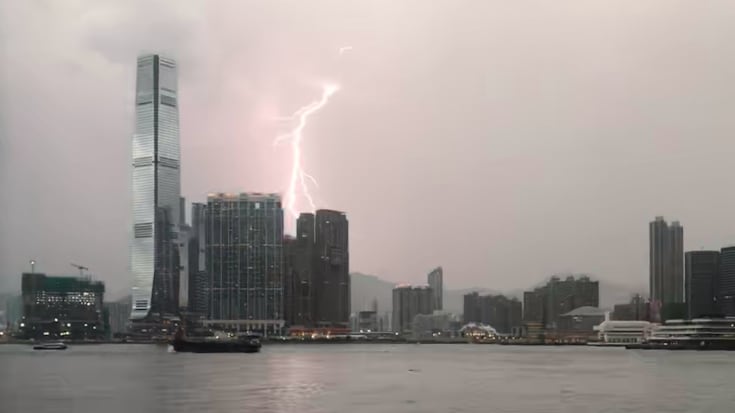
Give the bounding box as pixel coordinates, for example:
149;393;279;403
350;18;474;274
1;343;733;412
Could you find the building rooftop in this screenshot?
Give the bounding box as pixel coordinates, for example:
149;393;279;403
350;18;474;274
561;306;607;317
22;273;105;294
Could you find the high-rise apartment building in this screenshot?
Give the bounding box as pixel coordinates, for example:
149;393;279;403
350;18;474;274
463;292;481;324
649;217;684;309
427;267;443;311
670;222;684;302
283;210;349;328
521;275;599;328
130;54;182;321
463;293;522;333
314;210;350;327
392;285;434;334
206;193;284;334
523;289;546;324
685;250;719;318
283;213;319;327
545;275;599;329
718;247;735;316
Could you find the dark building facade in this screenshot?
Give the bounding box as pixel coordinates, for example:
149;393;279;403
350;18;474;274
523;289;546;324
313;210;350;327
283;235;298;327
522;275;599;329
283;213;318;327
718;247;735;316
187;202;208;316
463;292;481;324
685;250;720;318
464;293;522;334
612;294;650;321
545;275;599;329
427;267;443;311
149;206;181;318
649;217;684;317
392;285;434;334
206;193;284;334
20;273;105;340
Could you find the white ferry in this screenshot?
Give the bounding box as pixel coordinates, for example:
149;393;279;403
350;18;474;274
626;317;735;350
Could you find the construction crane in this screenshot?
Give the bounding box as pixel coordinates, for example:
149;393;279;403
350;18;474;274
70;263;89;277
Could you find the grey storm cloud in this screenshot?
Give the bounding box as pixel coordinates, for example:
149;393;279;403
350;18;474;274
2;0;735;299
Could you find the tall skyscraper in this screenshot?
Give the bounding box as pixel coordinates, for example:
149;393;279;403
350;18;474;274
314;210;350;327
392;285;413;333
427;266;443;311
670;221;684;302
718;247;735;316
649;217;684;310
283;213;317;327
206;193;284;334
130;54;181;321
685;250;719;318
187;202;208;316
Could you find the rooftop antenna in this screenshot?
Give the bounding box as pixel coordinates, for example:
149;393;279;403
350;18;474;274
29;259;36;273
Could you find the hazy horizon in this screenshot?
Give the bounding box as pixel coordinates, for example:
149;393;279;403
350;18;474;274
2;1;735;297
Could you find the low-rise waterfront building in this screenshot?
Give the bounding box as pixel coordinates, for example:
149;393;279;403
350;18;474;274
592;319;653;346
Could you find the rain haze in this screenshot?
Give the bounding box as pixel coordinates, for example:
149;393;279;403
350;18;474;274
2;0;735;299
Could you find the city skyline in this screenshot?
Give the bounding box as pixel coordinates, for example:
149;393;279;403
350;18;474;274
4;1;735;297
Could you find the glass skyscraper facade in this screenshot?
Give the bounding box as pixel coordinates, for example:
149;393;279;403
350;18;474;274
206;193;284;334
685;250;719;318
130;54;181;320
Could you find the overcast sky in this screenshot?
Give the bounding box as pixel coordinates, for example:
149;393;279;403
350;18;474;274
2;1;735;298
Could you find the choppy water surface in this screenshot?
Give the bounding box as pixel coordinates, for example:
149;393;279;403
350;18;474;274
1;343;733;412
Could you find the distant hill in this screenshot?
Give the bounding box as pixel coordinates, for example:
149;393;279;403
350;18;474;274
350;272;395;314
350;272;645;316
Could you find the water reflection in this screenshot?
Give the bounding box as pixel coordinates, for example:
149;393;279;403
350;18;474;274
2;344;735;413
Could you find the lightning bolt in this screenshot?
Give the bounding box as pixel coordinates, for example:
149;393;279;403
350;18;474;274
275;84;339;219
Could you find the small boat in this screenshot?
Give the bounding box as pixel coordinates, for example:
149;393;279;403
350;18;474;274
33;342;68;350
171;328;261;353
